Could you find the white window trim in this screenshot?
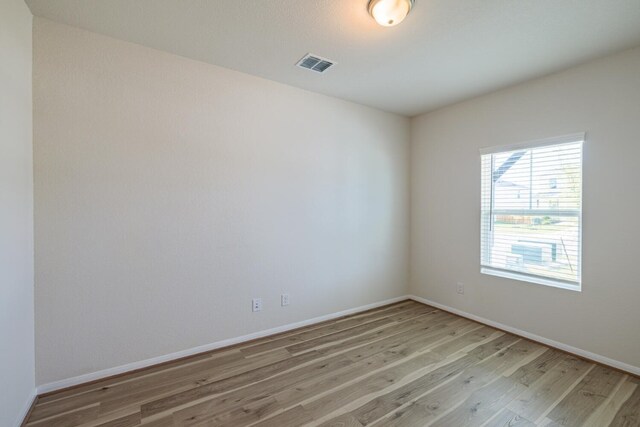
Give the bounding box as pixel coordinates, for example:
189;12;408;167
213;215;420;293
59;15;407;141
479;132;585;155
479;132;585;291
481;268;582;292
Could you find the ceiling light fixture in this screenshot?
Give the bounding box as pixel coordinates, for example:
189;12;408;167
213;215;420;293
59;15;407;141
368;0;414;27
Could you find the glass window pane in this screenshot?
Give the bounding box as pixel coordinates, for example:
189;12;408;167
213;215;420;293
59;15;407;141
481;140;582;287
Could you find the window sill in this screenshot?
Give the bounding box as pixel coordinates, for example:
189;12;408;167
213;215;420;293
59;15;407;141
480;267;581;292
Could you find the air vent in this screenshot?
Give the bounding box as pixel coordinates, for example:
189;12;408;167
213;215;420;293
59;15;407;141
296;54;335;73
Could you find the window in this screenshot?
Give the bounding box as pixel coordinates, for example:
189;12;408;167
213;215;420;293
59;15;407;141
480;134;584;291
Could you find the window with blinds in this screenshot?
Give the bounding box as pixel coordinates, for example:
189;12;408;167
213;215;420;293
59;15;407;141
480;134;583;290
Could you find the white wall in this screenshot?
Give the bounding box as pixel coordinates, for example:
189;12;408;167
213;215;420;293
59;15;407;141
33;18;410;385
411;47;640;369
0;0;35;424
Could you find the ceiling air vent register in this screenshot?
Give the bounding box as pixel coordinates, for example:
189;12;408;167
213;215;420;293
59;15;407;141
296;54;335;73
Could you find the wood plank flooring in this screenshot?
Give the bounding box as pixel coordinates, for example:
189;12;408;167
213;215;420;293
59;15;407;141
24;300;640;427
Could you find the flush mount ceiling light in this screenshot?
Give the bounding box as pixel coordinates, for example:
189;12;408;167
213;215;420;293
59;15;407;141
368;0;415;27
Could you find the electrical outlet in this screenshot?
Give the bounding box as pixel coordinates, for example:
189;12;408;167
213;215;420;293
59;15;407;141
252;298;263;312
281;293;290;306
457;282;465;295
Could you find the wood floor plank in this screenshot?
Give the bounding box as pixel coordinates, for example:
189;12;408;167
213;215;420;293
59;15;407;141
609;380;640;427
307;309;451;357
36;348;244;406
429;325;498;358
138;416;173;427
201;348;427;426
240;303;428;357
284;309;427;355
318;335;521;427
26;403;100;427
32;349;255;417
584;377;637;427
169;314;468;425
507;354;595;423
36;348;291;422
93;411;141;427
139;349;321;418
210;321;482;426
372;339;544;427
306;352;473;427
318;415;364;427
507;348;565;387
481;408;535;427
140;308;452;420
249;405;313;427
546;365;625;427
254;323;493;426
102;309;445;421
23;300;640;427
430;376;526;427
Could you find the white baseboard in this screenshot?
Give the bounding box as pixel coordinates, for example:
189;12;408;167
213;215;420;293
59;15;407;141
37;293;637;396
15;389;37;427
36;295;410;395
409;294;640;376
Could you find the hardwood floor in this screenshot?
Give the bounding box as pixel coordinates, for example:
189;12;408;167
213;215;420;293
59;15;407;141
25;300;640;427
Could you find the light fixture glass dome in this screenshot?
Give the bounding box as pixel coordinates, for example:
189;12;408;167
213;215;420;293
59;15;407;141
368;0;414;27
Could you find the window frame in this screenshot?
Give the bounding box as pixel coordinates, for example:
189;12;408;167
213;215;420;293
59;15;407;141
479;133;585;292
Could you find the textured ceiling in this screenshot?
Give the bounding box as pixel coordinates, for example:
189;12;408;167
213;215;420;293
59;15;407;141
25;0;640;116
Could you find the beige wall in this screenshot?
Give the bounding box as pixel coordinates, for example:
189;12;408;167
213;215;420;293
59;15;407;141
411;47;640;369
1;0;35;424
33;18;410;385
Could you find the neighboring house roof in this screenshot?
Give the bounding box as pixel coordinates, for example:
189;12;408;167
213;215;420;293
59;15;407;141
496;179;528;190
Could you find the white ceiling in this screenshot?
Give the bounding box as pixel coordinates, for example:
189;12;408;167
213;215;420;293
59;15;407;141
25;0;640;116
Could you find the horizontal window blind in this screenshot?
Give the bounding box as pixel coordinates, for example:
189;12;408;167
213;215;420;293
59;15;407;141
480;137;583;289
